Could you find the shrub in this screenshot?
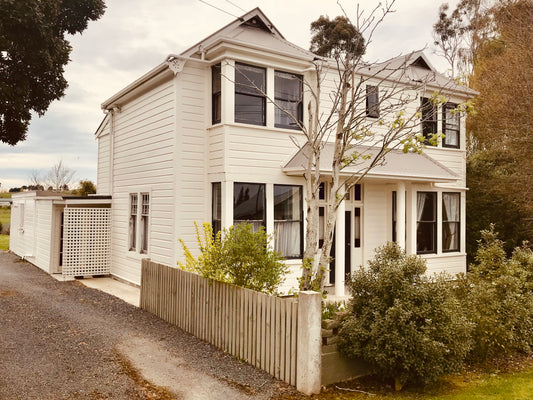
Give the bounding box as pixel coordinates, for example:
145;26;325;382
178;223;288;295
338;242;472;390
455;226;533;363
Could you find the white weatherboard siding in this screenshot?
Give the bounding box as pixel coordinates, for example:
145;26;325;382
174;63;209;258
109;76;176;285
33;200;54;272
97;129;111;195
362;184;389;263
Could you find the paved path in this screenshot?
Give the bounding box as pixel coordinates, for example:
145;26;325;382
0;251;300;400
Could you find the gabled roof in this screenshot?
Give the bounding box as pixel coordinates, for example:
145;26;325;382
182;7;315;62
361;50;477;98
283;143;459;183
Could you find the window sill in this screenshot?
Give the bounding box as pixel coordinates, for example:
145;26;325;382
126;251;150;261
208;122;305;135
420;252;466;259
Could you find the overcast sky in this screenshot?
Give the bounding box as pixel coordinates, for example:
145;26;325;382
0;0;457;190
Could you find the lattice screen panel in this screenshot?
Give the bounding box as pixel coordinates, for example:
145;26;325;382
62;208;111;277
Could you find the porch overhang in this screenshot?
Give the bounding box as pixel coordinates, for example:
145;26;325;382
282;144;459;183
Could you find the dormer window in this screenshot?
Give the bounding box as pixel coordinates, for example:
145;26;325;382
235;63;266;126
443;103;460;148
274;71;303;130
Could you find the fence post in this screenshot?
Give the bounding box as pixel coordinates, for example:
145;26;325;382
296;291;322;395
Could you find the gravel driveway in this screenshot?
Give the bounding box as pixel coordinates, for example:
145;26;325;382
0;251;303;400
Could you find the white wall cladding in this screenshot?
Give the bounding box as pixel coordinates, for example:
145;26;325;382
62;208;111;277
109;75;176;285
97;131;111;194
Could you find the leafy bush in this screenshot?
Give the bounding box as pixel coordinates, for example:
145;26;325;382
338;242;472;390
455;226;533;362
178;223;288;294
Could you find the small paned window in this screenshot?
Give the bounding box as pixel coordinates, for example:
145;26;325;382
140;194;149;254
443;103;460;148
274;71;303;130
212;182;221;236
129;194;138;251
353;184;362;201
421;97;438;145
274;185;303;258
212;64;221;124
233;182;265;231
366;85;379;118
416;192;437;254
442;192;460;252
235;63;266;126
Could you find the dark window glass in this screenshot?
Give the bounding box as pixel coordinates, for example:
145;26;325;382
212;64;221;124
275;71;303;130
354;184;361;201
212;183;221;235
417;192;437;254
274;185;303;258
392;191;397;243
235;63;266;126
129;194;137;251
354;207;361;248
366;85;379;118
421;97;437;145
233;182;265;231
319;182;325;200
442;192;460;252
443;103;460;148
319;206;325;248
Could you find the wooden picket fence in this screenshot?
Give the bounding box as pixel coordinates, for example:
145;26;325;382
140;259;300;386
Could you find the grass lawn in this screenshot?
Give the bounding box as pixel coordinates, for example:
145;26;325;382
0;206;10;225
0;235;9;251
315;357;533;400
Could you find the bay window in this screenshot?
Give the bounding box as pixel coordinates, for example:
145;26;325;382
233;182;265;231
274;71;303;129
442;192;460;252
235;63;266;126
212;63;221;124
274;185;303;258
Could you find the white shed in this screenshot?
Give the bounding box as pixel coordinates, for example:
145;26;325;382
9;191;112;278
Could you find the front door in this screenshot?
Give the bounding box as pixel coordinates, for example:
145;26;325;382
329;210;352;284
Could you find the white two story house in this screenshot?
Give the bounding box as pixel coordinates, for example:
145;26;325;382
21;8;473;294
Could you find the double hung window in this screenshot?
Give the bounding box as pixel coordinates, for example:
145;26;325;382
274;185;303;258
212;183;222;236
421;97;437;145
233;182;265;231
416;192;437;254
274;71;303;129
235;63;266;126
443;103;460;148
442;193;460;252
129;194;138;251
212;64;221;124
366;85;379;118
129;192;149;253
140;194;149;254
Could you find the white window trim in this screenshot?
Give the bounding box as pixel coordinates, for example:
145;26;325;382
128;190;151;256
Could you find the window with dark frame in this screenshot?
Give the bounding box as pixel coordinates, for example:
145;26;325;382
212;182;221;236
354;207;361;248
443;103;460;148
392;191;397;243
442;192;460;252
274;185;303;258
233;182;265;231
235;63;266;126
274;71;303;130
212;64;221;124
416;192;437;254
421;97;437;145
366;85;379;118
129;194;138;251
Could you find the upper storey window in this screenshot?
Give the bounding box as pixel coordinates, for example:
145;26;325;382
212;64;221;124
365;85;379;118
274;71;303;130
442;103;460;148
235;63;266;126
421;97;437;146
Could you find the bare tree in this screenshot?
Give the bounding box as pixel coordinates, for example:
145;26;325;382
45;160;75;192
